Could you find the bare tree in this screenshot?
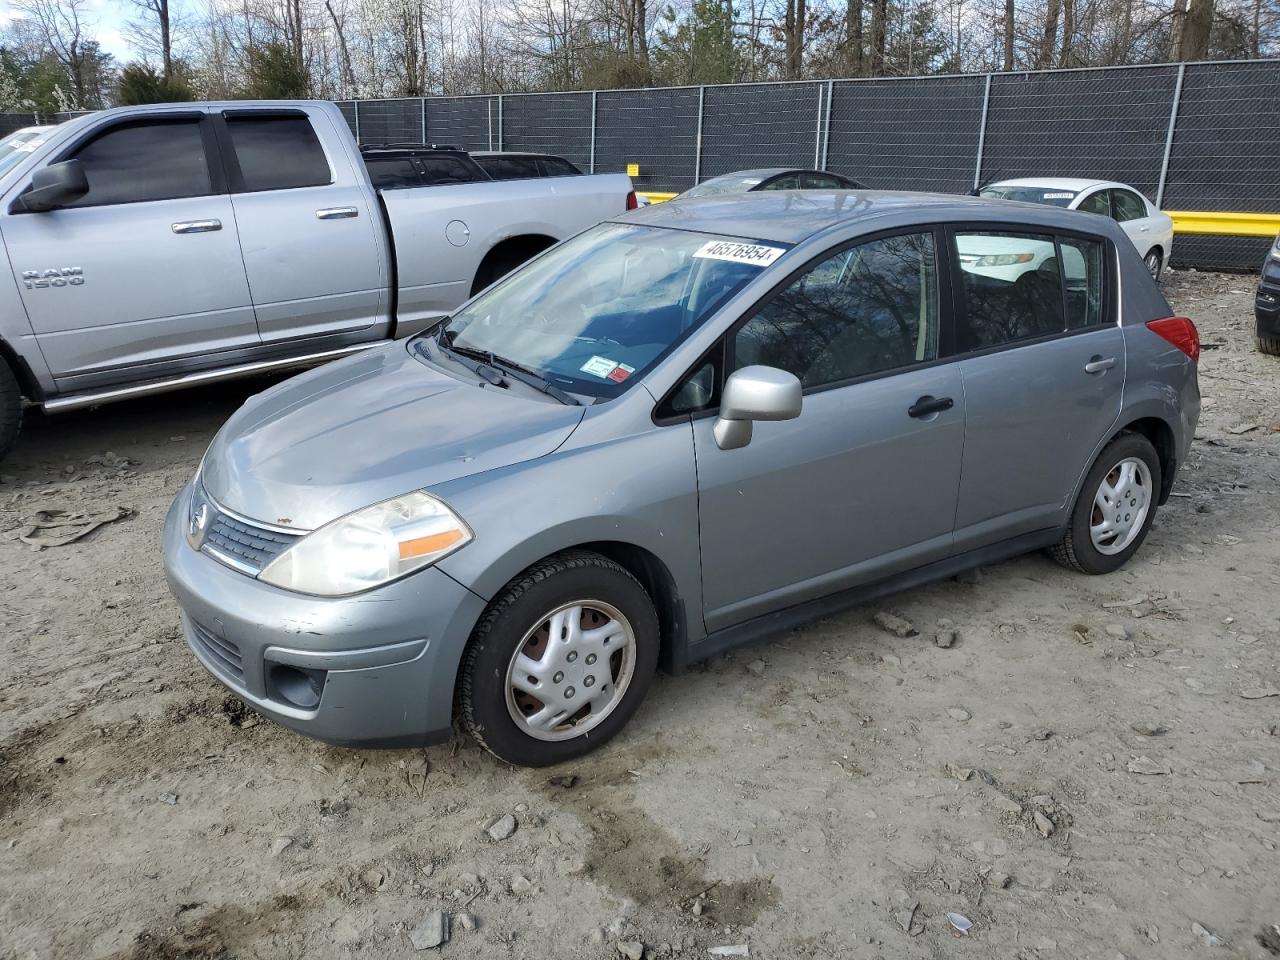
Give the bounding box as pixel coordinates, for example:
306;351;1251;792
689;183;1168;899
13;0;92;106
1003;0;1014;68
869;0;886;72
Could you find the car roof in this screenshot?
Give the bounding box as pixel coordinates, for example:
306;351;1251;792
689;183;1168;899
985;176;1124;192
472;151;563;160
615;189;1123;245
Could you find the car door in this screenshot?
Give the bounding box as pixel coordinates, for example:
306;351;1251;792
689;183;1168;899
1110;188;1157;253
1;112;257;388
691;228;966;632
218;109;387;343
950;227;1124;550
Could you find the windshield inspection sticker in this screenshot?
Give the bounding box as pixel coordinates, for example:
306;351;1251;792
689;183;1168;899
693;240;786;267
581;355;621;379
606;363;636;383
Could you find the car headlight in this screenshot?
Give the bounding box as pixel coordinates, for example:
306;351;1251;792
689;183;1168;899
258;491;472;597
961;253;1034;267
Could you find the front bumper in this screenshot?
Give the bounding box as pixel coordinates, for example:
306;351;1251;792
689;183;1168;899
162;483;488;747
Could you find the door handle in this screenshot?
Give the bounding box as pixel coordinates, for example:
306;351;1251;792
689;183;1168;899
316;206;359;220
1139;225;1150;232
908;395;954;419
1084;355;1117;374
171;219;221;234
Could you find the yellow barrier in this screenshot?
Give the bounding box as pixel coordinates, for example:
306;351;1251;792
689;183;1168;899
1168;210;1280;238
634;193;1278;238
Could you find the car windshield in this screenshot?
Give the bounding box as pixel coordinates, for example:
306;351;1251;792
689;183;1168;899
427;222;787;400
680;174;766;200
0;129;51;176
980;186;1078;207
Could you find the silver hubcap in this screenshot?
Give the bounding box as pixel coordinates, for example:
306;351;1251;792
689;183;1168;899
1090;457;1152;555
1145;253;1160;279
504;600;636;742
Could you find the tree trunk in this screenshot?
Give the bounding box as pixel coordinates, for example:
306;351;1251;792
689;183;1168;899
1176;0;1214;59
1058;0;1074;66
1003;0;1014;69
1037;0;1060;68
847;0;863;75
636;0;648;60
159;0;171;80
325;0;356;91
869;0;886;74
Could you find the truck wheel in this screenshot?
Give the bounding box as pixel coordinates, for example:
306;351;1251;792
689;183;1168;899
459;550;659;767
0;358;22;464
1258;335;1280;357
1049;432;1162;575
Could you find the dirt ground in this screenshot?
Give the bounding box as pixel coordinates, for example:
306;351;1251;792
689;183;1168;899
1;269;1278;960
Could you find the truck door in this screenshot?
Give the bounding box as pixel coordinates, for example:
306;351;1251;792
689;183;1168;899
216;109;387;343
1;113;258;388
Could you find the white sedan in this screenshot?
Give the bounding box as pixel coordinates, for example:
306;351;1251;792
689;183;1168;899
979;178;1174;280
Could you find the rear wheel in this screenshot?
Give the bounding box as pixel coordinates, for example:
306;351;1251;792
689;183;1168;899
1258;335;1280;357
459;551;659;766
1144;249;1162;281
1050;433;1162;575
0;358;22;464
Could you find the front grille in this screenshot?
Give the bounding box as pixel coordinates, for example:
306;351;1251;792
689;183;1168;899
191;621;245;681
203;511;301;574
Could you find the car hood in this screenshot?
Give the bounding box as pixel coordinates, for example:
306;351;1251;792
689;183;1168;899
200;343;585;531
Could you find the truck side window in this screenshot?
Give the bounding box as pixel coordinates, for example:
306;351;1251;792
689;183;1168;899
225;114;332;192
65;119;212;207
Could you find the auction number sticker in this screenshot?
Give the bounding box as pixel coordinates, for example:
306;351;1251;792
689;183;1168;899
580;355;636;381
693;240;786;267
1043;192;1075;199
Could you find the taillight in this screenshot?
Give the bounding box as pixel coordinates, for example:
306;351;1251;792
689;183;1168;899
1146;316;1199;362
625;191;638;210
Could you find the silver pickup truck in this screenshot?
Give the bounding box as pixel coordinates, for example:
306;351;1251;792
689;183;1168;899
0;100;635;461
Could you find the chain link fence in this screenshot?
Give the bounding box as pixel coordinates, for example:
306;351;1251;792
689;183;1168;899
333;59;1280;271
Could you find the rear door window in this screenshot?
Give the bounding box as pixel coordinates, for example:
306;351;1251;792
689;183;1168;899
954;231;1064;349
1061;237;1106;329
761;174;801;190
225;114;332;192
1111;190;1147;222
538;156;580;176
64;119;213;207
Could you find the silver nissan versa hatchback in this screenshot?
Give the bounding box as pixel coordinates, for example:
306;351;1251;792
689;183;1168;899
163;191;1200;766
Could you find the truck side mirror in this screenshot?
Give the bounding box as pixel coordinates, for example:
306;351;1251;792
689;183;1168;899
18;159;89;212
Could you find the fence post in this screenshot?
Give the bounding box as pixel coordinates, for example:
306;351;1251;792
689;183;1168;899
813;82;824;168
353;100;361;144
421;97;427;143
487;99;493;150
590;91;597;173
694;86;705;184
1156;63;1186;210
497;95;504;151
973;73;992;190
822;80;834;169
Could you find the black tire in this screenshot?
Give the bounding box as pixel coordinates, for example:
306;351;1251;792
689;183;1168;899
0;358;22;465
459;550;659;766
1144;249;1162;281
1050;432;1162;575
1258;335;1280;357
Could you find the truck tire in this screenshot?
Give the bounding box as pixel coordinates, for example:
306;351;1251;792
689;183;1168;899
1258;335;1280;357
0;358;22;464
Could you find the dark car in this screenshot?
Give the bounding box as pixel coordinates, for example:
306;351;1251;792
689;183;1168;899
360;143;490;190
1256;233;1280;356
472;151;583;180
677;168;864;201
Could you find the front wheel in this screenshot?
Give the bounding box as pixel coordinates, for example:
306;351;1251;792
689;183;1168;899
1050;433;1162;575
459;551;659;766
0;359;22;464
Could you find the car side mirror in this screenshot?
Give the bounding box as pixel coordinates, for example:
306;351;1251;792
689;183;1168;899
713;365;802;450
19;159;88;212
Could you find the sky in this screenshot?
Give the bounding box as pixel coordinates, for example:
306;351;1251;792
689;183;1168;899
0;0;143;62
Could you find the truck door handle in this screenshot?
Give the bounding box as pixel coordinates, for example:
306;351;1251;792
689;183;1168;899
1084;355;1117;374
908;395;954;418
171;219;222;234
316;206;359;220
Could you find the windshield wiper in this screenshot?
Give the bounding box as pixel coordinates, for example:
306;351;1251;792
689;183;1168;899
426;336;508;387
485;353;581;406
